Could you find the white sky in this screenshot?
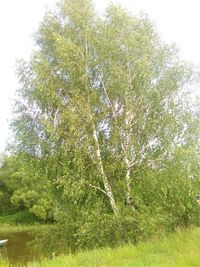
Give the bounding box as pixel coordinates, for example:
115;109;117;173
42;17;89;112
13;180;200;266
0;0;200;153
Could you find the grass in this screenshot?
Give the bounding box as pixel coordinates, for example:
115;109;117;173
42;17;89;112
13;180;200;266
1;227;200;266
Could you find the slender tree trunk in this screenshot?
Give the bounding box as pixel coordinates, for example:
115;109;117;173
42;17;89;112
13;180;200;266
124;157;132;204
92;127;118;215
123;61;135;205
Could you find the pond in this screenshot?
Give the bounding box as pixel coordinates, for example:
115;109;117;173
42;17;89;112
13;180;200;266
0;231;40;265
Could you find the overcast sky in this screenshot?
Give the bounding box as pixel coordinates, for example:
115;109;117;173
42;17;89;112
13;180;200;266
0;0;200;153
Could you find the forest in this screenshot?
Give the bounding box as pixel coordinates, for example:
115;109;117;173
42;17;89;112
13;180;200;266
0;0;200;255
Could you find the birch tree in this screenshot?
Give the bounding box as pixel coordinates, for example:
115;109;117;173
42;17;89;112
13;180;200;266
12;0;199;216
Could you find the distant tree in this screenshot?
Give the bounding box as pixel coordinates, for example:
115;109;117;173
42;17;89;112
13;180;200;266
0;154;53;220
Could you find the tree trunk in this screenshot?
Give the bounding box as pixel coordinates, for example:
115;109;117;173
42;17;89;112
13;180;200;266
92;128;118;215
124;157;132;205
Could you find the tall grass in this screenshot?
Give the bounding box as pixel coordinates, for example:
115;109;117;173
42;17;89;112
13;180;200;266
1;227;200;266
27;227;200;267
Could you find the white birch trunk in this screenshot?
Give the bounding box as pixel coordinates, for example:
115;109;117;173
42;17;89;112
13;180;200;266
92;128;118;215
124;157;132;205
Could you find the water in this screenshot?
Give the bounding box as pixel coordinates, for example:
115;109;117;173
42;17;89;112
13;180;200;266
0;231;39;265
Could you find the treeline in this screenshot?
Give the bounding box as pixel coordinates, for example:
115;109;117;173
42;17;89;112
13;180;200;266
1;0;200;254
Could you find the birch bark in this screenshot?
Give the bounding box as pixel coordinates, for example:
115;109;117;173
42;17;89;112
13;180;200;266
92;127;118;215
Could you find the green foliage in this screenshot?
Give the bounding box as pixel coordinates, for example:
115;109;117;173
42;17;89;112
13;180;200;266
0;155;22;216
0;154;54;221
0;210;41;225
134;172;200;230
1;0;200;255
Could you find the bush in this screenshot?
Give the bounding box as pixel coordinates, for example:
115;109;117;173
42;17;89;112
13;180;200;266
32;168;200;256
